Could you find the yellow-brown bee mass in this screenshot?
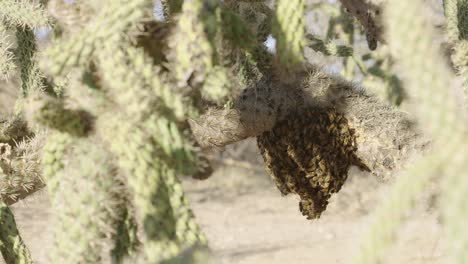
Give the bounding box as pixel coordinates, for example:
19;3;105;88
257;108;369;219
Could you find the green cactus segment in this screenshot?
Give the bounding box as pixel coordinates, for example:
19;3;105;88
453;41;468;96
169;0;219;88
274;0;305;68
445;0;468;41
26;95;91;137
0;0;49;28
41;0;151;76
352;0;468;263
385;0;465;139
111;204;140;264
352;141;461;264
98;39;200;172
0;201;33;264
201;66;233;104
458;1;468;40
441;138;468;264
103;111;207;262
47;140;128;264
162;167;207;246
145;116;198;175
98;40;188;121
0;28;16;80
14;27;45;96
105;119;180;261
41;132;74;195
444;0;468;99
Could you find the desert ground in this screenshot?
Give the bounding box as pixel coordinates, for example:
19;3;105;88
6;139;447;264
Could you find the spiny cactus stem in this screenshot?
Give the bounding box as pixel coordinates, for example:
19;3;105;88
0;202;33;264
2;182;45;206
337;0;382;50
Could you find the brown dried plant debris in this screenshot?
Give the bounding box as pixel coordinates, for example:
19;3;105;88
257;107;370;219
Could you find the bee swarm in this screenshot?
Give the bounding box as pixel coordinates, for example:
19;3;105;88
257;108;370;219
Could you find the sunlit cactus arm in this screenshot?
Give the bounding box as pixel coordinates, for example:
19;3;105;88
168;0;219;88
97;39;203;172
351;138;464;264
441;138;468;264
146;117;207;246
47;139;129;263
444;0;468;41
452;41;468;96
14;27;45;96
40;0;152;76
201;66;234;104
444;0;468;98
0;27;16;80
99;116;181;262
98;39;189;120
0;201;33;264
0;0;49;28
385;0;465;139
41;131;73;196
273;0;306;68
352;0;468;262
160;166;207;246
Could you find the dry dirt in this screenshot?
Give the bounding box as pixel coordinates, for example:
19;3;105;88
6;139;448;264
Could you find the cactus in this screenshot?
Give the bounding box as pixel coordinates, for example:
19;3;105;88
352;0;467;263
444;0;468;100
47;139;131;263
0;0;49;29
0;27;15;80
0;201;32;264
273;0;306;68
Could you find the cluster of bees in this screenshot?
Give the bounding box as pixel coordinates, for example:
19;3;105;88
257;107;369;219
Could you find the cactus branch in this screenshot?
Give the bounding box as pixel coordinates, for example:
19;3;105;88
0;0;49;28
0;201;33;264
337;0;383;50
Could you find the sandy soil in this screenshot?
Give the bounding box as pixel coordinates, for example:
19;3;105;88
6;140;447;264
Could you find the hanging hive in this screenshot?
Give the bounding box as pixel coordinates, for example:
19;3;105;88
257;107;370;219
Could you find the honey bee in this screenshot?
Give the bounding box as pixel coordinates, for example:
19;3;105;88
257;108;370;219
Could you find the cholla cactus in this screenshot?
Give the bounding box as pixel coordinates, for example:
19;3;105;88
0;27;16;80
0;201;32;264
